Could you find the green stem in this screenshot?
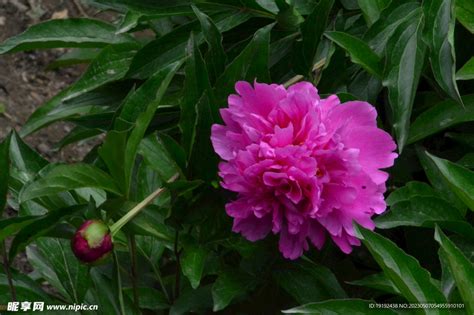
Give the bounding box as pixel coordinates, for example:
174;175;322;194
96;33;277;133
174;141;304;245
1;241;16;301
110;173;179;237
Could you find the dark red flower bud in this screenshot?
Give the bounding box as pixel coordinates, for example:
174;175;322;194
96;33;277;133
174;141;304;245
71;220;113;264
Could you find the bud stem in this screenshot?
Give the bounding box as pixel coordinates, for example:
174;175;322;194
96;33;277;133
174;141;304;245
110;173;179;237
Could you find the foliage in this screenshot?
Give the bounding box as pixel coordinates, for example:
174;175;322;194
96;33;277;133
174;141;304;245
0;0;473;313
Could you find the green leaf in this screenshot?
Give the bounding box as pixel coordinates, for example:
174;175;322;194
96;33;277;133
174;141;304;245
274;260;346;304
325;31;383;78
124;287;168;310
425;152;474;212
364;2;421;55
9;204;87;260
383;9;425;151
358;0;390;26
64;43;139;101
116;10;142;34
192;6;227;82
456;57;474;80
126;10;251;79
0;18;136;54
376;195;474;239
0;216;38;243
28;238;90;303
180;33;214;157
214;23;273;104
294;0;334;74
170;285;213;315
354;226;448;311
212;269;253;311
283;299;397;314
0;134;11;215
47;48;99;69
99;130;128;193
123;61;181;194
181;240;208;289
188;92;218;181
139;133;182;181
434;227;474;313
348;273;400;295
408;95;474;144
416;148;466;212
423;0;463;104
456;0;474;33
90;267;138;315
20;163;122;202
121;206;174;243
21;85;125;136
54;126;102;151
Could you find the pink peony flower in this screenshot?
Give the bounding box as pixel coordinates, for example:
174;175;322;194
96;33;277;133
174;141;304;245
211;81;397;259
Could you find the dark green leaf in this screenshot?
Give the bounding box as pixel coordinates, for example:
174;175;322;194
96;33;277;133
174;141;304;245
423;0;463;104
126;10;251;79
408;95;474;144
416;148;466;212
215;23;273;104
54;127;102;151
64;43;139;101
170;285;213;315
0;18;136;54
354;226;448;309
192;6;227;82
188;93;218;181
9;203;87;260
425;152;474;212
90;267;138;315
325;31;383;78
20;163;122;202
20;84;127;137
124;287;169;310
99;130;128;193
212;269;253;311
274;260;346;304
376;195;474;239
383;9;425;150
0;216;38;243
139;133;182;181
348;273;400;295
181;240;208;289
294;0;334;74
283;299;397;314
358;0;390;26
47;48;99;69
456;57;474;80
0;134;11;215
27;238;90;303
456;0;474;33
123;61;181;194
116;10;142;34
364;2;421;55
180;33;214;157
434;226;474;313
